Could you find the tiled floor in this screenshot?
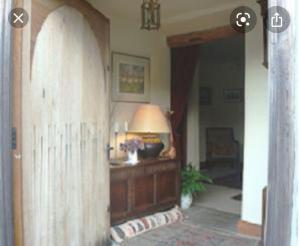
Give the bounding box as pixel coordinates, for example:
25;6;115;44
119;205;260;246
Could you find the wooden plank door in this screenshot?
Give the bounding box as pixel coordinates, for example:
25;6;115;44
15;1;111;245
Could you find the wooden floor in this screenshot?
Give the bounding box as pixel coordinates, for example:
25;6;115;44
118;205;261;246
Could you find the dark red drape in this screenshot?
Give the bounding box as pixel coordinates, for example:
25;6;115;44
171;45;199;167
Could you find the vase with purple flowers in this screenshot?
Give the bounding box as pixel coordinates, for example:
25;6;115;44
120;138;144;165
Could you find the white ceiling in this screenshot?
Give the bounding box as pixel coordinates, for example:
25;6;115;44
94;0;248;24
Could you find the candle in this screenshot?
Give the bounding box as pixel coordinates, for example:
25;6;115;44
124;121;128;132
114;122;119;133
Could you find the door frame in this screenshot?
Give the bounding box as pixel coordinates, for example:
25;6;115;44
167;25;240;48
265;0;299;245
167;25;243;166
168;25;261;235
0;0;14;245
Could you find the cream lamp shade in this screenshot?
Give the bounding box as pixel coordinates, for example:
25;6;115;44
129;104;170;133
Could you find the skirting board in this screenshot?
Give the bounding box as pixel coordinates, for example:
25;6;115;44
237;220;262;238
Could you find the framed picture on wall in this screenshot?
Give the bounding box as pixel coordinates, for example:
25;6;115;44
223;89;243;103
112;52;150;102
199;87;212;105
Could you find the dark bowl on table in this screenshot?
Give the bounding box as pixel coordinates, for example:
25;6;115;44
138;142;164;159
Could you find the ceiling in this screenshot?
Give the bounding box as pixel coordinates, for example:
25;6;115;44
94;0;248;24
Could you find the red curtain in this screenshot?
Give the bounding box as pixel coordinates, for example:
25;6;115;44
171;45;199;167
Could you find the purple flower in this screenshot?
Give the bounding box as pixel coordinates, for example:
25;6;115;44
120;138;145;153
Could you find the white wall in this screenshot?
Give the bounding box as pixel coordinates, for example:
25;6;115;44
88;2;171;158
242;3;269;225
109;18;171;157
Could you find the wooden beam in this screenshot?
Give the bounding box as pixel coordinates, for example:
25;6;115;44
12;0;26;244
265;1;299;245
167;25;241;48
0;0;14;245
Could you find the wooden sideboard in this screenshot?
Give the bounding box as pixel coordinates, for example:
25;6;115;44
110;158;180;225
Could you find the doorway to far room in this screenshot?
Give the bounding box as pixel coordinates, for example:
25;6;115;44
187;34;245;215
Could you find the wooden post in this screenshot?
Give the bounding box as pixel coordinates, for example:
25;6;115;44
0;0;14;246
266;0;299;245
12;0;26;244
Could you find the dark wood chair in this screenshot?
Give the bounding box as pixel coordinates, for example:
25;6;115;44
206;127;240;169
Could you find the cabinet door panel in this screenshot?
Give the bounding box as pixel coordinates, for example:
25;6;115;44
157;171;177;203
134;175;154;209
111;181;128;217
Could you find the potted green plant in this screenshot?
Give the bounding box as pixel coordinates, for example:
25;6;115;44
181;164;212;209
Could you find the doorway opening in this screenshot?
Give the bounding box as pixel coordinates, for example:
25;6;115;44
186;34;245;215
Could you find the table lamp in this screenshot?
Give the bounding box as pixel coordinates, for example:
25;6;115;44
129;104;170;159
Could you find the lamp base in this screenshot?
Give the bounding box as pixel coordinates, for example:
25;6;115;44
138;142;164;159
138;134;164;159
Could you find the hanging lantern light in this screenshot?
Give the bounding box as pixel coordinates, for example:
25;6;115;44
141;0;161;30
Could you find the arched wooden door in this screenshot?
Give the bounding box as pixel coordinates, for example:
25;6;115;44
19;2;110;245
